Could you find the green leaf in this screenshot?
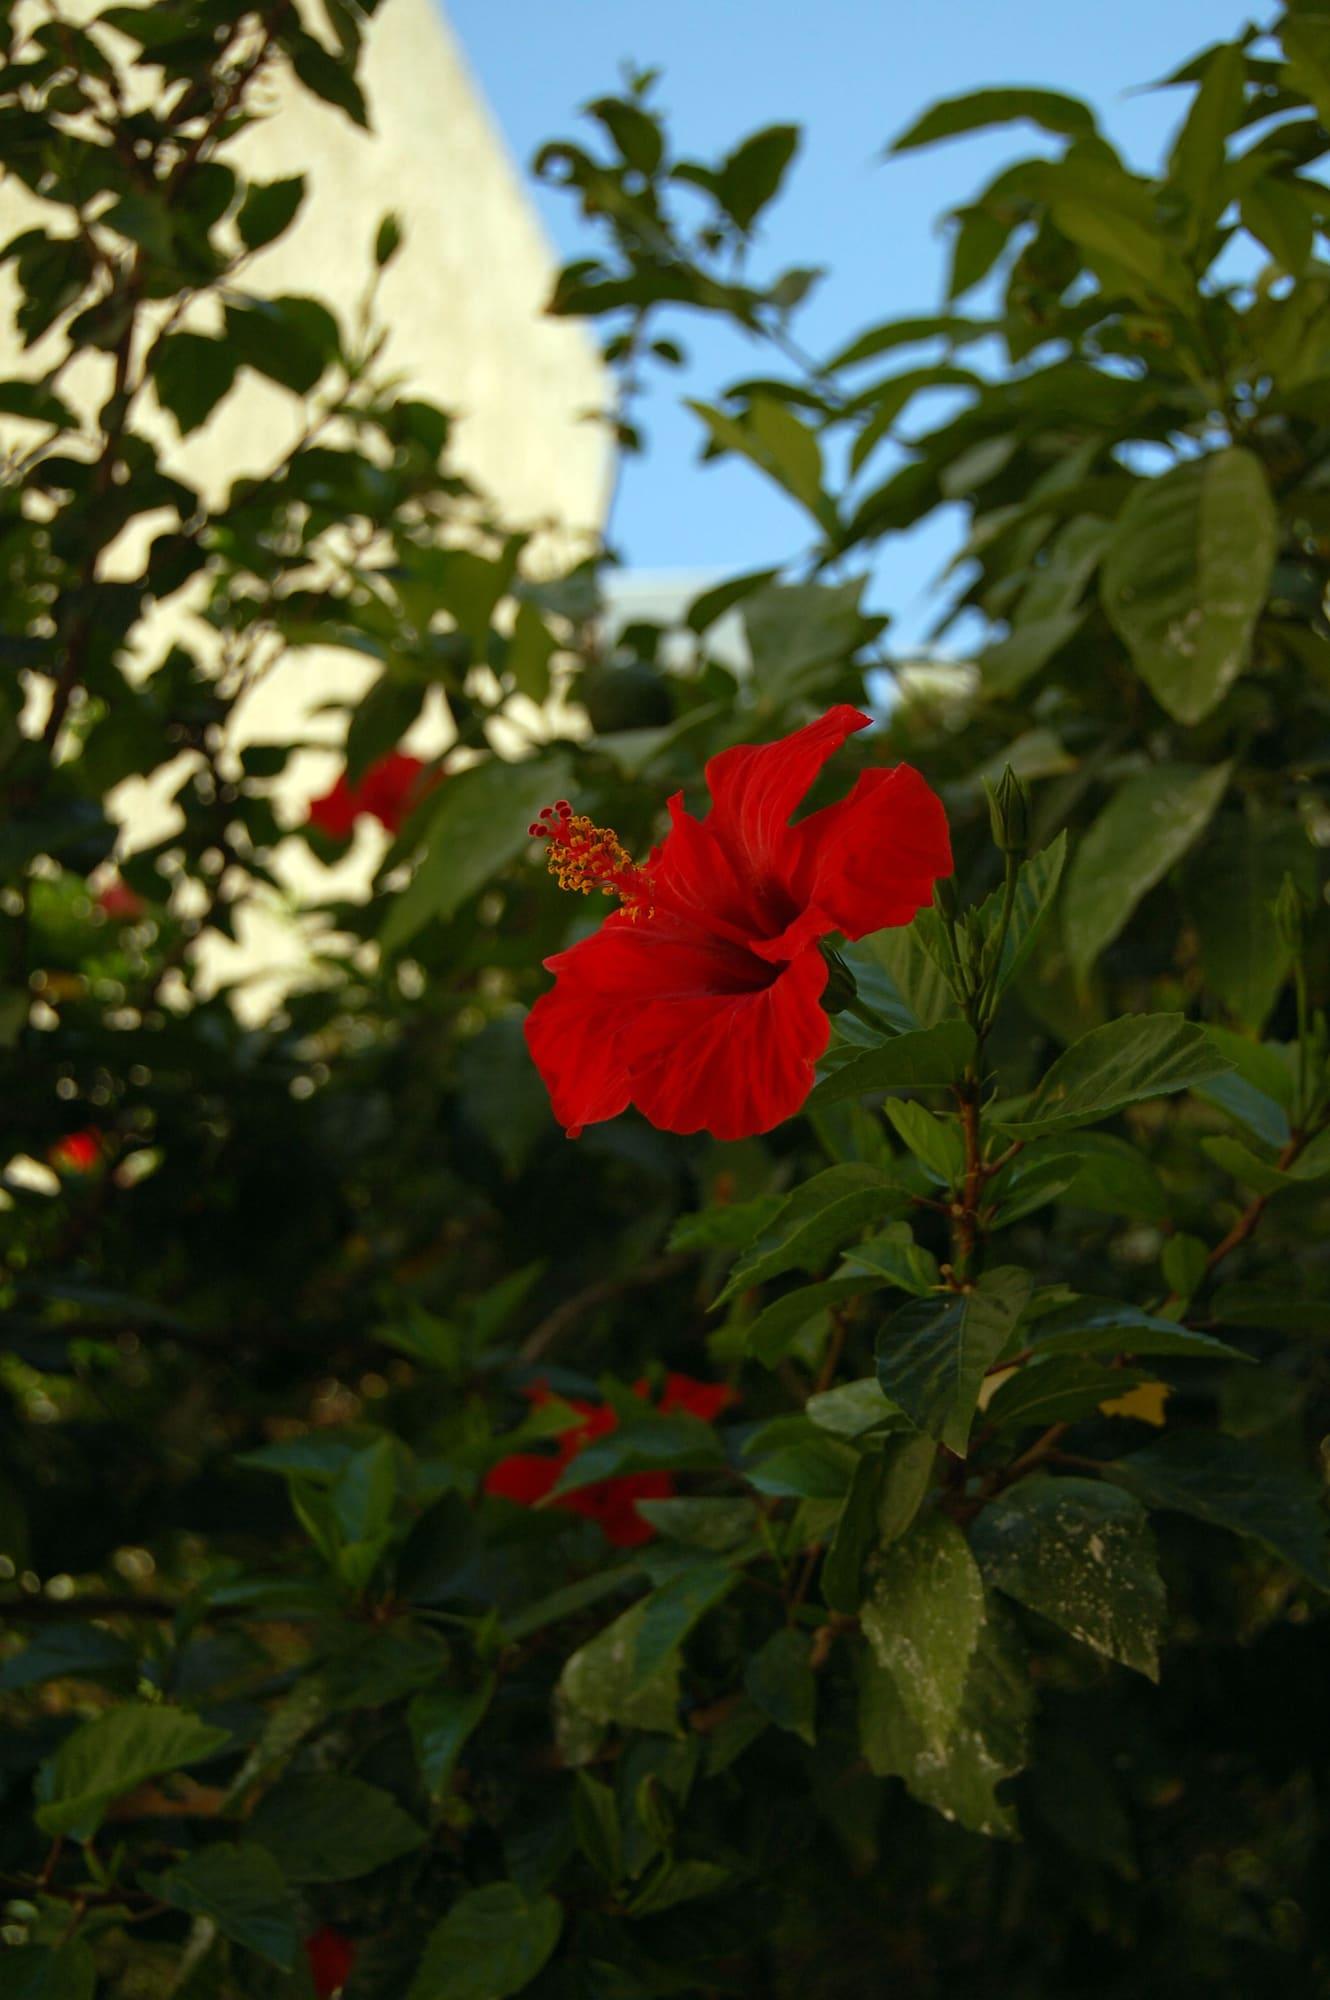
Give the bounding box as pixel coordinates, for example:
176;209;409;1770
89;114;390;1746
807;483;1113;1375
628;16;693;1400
506;600;558;703
876;1433;938;1546
890;87;1095;152
972;832;1067;999
633;1498;756;1551
1187;814;1315;1027
747;1275;879;1366
1063;764;1230;981
745;1628;817;1743
978;611;1085;696
876;1268;1032;1453
225;295;340;395
840;1221;941;1297
717;124;801;232
248;1773;427;1881
1103;1432;1330;1590
1027;1296;1249;1363
1202;1135;1292;1195
1242;175;1315;272
713;1166;898;1305
550;1411;723;1495
289;34;369;127
380;754;571;951
1168;44;1245;215
35;1702;231;1839
690;393;831;525
152;329;237;435
0;1622;135;1691
972;1477;1165;1679
236;173;306;251
143;1844;299;1971
807;1376;908;1441
884;1099;963;1185
745;1433;859;1499
994;1014;1233;1138
408;1884;563;2000
1052;1133;1168;1220
985;1356;1150;1432
988;1151;1083;1226
821;1454;884;1612
811;1019;975;1107
1101;448;1278;724
4;1941;96;2000
409;1678;495;1799
573;1769;621;1885
861;1513;986;1749
859;1612;1031;1838
628;1858;732;1915
561;1567;733;1731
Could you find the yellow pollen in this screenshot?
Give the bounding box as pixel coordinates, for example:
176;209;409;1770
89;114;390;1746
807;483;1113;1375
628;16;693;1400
528;800;652;916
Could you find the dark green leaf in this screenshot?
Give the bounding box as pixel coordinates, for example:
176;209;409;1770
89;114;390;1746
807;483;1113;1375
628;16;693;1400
811;1019;975;1106
859;1611;1031;1838
235;174;306;252
143;1844;299;1971
1103;1431;1330;1589
714;1166;899;1305
408;1884;563;2000
1101;449;1278;724
861;1512;985;1748
994;1014;1233;1138
151;329;237;435
972;1476;1165;1678
35;1703;231;1839
1063;764;1230;980
409;1679;494;1799
876;1267;1031;1452
985;1355;1150;1432
380;754;571;950
891;87;1095;153
745;1628;817;1743
249;1773;427;1881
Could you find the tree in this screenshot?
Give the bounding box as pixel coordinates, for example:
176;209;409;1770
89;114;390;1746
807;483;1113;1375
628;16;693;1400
3;5;1330;1996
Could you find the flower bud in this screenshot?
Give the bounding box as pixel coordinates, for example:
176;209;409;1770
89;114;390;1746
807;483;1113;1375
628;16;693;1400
984;764;1030;856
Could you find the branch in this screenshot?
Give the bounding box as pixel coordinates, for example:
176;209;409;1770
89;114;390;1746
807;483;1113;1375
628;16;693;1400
518;1253;693;1364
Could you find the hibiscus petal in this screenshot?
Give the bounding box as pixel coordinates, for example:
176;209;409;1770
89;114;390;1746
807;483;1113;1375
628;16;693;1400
485;1453;560;1505
700;704;871;881
790;762;953;941
622;945;830;1141
526;921;829;1141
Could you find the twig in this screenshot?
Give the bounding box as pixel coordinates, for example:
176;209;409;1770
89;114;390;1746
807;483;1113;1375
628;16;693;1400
518;1254;692;1364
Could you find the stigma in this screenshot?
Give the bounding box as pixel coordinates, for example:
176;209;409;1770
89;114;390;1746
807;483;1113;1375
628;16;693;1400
529;800;652;916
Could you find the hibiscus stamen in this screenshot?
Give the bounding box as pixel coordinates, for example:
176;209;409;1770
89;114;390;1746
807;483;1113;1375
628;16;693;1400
528;800;652;916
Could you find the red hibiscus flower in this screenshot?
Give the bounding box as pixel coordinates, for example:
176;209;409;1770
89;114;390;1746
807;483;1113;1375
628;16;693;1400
524;705;951;1141
304;1926;356;1997
308;751;439;841
484;1372;735;1548
97;878;145;922
49;1128;102;1175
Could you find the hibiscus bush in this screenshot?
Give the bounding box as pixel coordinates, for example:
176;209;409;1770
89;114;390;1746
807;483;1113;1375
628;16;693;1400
5;4;1330;1996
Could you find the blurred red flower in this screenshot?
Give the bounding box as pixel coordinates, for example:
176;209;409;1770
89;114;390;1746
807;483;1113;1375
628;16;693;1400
97;878;145;922
484;1372;735;1548
524;705;951;1141
304;1926;356;1997
308;751;439;841
49;1129;102;1175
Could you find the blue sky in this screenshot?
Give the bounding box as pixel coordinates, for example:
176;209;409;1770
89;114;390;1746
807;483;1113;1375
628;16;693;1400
447;1;1250;648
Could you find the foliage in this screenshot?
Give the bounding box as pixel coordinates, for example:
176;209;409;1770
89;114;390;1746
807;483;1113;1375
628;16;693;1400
3;5;1330;1997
